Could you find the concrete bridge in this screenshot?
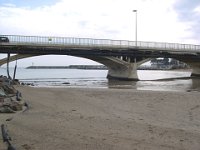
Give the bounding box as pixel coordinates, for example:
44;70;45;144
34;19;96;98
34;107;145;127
0;35;200;80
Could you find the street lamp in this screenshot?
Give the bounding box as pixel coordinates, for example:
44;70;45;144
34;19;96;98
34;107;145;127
133;10;137;47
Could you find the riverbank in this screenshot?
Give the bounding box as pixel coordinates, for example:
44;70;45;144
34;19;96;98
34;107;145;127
1;86;200;150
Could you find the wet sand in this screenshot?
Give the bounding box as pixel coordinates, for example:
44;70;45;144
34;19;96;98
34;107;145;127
1;86;200;150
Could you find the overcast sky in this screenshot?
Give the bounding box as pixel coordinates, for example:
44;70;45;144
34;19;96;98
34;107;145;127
0;0;200;67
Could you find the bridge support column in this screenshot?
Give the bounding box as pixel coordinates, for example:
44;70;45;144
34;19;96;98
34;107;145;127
189;63;200;77
107;62;138;80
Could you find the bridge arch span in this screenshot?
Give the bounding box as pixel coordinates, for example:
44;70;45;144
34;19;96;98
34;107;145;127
3;54;199;80
0;54;151;80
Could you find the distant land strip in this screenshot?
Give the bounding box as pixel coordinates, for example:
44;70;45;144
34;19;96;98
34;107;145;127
26;65;108;70
26;65;188;70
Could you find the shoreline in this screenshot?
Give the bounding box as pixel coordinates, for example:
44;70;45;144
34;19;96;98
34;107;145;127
1;86;200;149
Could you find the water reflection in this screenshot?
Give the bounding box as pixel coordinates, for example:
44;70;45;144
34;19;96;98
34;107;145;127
108;70;200;92
108;78;200;92
108;80;137;89
136;79;193;92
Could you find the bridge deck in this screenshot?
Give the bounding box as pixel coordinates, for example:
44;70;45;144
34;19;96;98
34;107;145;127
1;35;200;53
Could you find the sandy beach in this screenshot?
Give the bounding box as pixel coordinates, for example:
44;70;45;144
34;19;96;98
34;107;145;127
1;86;200;150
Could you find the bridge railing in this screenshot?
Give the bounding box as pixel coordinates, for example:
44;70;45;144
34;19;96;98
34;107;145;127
1;35;200;52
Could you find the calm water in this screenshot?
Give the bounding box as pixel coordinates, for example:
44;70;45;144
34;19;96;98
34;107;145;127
0;68;200;92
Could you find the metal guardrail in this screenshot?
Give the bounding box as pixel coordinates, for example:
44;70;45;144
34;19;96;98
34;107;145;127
1;35;200;51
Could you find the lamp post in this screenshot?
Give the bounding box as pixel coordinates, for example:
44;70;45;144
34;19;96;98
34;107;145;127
133;10;137;47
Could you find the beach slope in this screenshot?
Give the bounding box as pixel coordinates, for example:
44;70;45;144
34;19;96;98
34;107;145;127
1;86;200;150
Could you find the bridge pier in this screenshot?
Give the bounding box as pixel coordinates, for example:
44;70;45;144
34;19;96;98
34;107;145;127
107;62;138;80
189;62;200;77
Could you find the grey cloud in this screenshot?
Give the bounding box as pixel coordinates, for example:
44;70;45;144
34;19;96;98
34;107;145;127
174;0;200;41
174;0;199;20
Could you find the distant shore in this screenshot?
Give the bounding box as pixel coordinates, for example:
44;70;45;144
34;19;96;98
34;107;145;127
26;65;188;70
26;65;108;70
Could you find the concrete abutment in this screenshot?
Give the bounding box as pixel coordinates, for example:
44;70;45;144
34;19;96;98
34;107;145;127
188;62;200;77
107;63;139;80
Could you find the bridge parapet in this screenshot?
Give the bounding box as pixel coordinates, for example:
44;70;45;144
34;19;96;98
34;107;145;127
1;35;200;52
